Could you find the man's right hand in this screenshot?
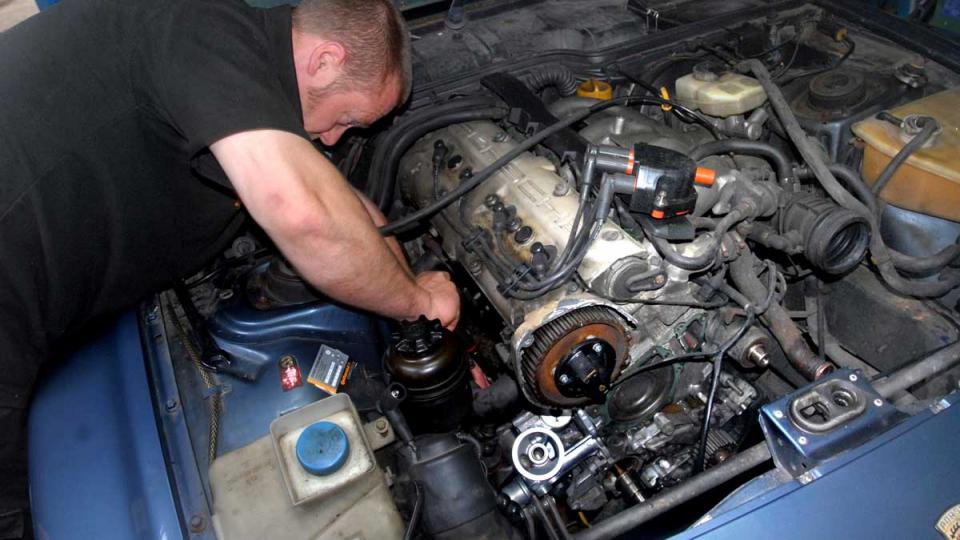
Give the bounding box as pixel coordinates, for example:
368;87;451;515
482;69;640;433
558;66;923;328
415;271;460;330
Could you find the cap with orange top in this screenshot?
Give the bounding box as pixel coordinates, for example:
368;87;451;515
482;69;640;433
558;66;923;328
589;142;713;220
577;79;614;100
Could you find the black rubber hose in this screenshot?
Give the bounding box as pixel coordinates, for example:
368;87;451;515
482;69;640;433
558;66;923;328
689;139;793;181
521;66;579;96
871;116;939;196
797;164;877;213
374;105;507;211
798;164;960;275
740;58;960;297
636;209;745;272
380;95;676;236
369;97;507;211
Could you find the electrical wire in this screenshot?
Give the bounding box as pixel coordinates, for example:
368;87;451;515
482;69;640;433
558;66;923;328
693;310;756;473
380;95;689;236
403;481;424;540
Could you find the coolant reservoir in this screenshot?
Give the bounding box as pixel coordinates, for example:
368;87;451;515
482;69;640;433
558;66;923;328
676;64;767;117
852;88;960;222
208;394;403;539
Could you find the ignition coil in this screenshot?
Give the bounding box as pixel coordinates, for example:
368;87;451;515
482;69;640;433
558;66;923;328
589;143;716;219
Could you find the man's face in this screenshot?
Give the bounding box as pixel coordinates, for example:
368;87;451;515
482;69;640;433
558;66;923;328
303;76;402;146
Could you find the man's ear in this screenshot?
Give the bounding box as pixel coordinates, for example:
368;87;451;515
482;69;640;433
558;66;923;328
306;41;347;90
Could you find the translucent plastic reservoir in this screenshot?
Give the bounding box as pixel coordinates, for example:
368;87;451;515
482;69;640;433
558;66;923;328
675;71;767;117
853;88;960;221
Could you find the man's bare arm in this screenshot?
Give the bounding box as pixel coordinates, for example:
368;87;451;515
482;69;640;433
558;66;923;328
352;188;412;277
210;129;458;327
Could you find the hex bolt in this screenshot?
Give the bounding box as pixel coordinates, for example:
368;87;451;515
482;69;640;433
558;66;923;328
493;131;508;142
592;343;604;354
873;398;883;407
189;514;205;533
375;418;390;436
849;374;858;382
773;410;784;419
558;374;571;385
798;436;808;445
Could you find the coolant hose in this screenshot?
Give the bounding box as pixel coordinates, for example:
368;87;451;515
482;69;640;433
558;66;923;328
730;252;833;380
368;97;507;211
637;208;745;272
740;59;960;297
689;139;793;181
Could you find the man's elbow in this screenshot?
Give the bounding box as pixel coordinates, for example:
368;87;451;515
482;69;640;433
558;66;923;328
268;195;337;249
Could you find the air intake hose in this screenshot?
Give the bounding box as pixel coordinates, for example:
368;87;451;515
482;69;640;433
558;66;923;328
781;193;870;275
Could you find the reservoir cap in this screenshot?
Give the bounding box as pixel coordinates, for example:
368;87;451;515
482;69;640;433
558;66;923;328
296;421;349;476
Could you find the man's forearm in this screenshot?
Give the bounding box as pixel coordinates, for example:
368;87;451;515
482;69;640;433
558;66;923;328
353;188;412;277
212;131;429;321
283;187;428;320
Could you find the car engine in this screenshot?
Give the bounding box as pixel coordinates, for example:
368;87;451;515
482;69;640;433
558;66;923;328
143;2;960;539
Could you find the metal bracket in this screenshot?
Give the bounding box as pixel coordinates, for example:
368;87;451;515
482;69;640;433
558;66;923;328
759;369;906;479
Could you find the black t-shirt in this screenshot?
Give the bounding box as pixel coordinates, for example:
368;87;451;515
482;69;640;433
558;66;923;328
0;0;308;370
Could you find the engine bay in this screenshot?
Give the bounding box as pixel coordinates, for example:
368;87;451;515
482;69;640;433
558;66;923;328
145;2;960;538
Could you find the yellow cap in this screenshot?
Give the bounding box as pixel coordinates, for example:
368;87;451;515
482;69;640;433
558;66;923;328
577;79;613;100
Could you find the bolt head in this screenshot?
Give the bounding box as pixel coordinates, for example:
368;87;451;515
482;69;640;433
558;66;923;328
189;514;205;532
873;398;883;407
165;399;178;412
849;374;858;382
559;374;571;385
798;436;808;445
592;343;604;354
773;410;784;419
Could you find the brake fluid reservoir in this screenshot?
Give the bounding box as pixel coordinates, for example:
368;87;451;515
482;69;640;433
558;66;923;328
208;394;403;539
676;64;767;117
852;88;960;221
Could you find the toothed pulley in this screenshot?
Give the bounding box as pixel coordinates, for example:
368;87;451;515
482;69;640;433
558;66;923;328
521;306;628;407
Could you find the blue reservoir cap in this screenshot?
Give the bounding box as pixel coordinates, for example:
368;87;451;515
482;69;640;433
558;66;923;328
296;421;350;476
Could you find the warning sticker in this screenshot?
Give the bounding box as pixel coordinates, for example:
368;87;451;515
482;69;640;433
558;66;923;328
307;345;352;394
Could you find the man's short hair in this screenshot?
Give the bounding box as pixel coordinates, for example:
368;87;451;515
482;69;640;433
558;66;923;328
292;0;412;98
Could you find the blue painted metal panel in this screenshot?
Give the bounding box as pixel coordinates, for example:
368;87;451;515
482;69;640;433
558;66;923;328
673;394;960;539
28;311;183;540
206;299;388;454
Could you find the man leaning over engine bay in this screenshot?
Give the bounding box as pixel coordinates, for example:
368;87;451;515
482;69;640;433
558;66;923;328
0;0;459;532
